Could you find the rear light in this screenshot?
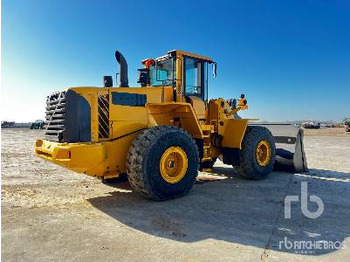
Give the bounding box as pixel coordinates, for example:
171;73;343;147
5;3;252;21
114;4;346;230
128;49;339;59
36;140;43;147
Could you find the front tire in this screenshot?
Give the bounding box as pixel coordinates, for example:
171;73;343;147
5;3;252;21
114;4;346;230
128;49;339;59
126;126;199;200
236;126;276;180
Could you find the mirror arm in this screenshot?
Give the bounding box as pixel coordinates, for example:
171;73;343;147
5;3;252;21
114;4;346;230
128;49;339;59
212;62;217;78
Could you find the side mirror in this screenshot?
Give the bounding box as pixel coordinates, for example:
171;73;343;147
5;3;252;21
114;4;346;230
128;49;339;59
212;62;217;78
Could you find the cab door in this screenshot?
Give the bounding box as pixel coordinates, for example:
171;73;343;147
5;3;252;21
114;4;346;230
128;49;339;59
183;56;209;119
183;56;208;102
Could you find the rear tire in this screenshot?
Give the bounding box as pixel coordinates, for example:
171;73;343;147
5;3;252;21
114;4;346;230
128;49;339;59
126;126;199;200
235;126;276;180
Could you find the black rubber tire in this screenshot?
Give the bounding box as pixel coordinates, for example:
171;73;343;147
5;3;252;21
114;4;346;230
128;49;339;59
199;157;217;170
235;126;276;180
126;126;199;200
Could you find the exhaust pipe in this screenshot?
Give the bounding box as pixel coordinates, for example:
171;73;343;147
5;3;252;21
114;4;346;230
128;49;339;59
115;50;129;87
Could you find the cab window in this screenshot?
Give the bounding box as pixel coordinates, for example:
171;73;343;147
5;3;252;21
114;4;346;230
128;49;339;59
184;57;208;101
150;58;176;87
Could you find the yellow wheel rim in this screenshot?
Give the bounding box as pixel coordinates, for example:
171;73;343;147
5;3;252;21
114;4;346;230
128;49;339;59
159;146;188;184
255;140;271;167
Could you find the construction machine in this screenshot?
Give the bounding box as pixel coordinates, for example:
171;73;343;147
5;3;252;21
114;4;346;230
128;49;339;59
30;120;45;129
345;121;350;132
35;49;307;200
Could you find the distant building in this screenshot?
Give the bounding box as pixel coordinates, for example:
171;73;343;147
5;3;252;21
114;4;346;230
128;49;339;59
1;121;31;128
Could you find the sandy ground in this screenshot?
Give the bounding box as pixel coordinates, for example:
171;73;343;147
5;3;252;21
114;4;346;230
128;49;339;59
1;128;350;261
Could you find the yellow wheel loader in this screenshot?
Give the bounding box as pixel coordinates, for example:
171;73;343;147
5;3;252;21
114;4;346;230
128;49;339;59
35;49;307;200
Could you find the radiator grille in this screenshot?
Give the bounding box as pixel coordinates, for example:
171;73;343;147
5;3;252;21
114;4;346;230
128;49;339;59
45;91;66;142
98;94;110;139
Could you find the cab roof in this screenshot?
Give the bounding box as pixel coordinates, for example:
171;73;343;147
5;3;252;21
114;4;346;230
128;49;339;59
168;49;214;63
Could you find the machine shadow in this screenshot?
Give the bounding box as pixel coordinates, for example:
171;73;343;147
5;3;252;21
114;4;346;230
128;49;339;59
87;167;350;256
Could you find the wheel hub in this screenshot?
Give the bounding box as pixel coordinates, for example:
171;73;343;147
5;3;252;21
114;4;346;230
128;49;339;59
160;146;188;184
255;140;271;167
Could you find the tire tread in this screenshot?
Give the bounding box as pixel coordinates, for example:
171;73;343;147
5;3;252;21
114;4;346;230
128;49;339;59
126;126;199;200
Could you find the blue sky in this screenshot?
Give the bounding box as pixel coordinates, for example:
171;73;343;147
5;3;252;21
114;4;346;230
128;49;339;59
2;0;350;122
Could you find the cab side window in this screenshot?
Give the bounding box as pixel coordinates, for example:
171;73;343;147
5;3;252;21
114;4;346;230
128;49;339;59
184;57;208;101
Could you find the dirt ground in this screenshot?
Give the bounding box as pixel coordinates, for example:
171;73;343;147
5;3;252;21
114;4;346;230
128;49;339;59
1;128;350;261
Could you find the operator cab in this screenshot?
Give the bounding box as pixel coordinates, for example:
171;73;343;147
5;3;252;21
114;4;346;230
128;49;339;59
138;50;214;103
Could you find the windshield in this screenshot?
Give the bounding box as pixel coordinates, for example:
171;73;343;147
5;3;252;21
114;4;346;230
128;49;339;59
150;57;175;87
